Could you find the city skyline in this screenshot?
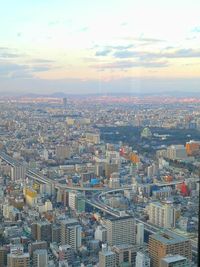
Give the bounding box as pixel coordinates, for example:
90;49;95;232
0;0;200;94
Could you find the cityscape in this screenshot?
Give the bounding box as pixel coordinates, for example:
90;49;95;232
0;95;199;267
0;0;200;267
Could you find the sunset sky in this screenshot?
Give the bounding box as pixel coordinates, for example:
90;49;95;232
0;0;200;94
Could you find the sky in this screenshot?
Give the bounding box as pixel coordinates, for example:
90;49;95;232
0;0;200;95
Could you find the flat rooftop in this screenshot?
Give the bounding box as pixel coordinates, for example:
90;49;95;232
150;230;189;245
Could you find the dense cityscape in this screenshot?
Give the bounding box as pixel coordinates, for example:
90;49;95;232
0;95;199;267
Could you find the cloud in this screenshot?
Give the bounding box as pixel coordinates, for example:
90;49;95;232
113;50;139;58
0;62;32;78
0;61;53;79
96;49;111;56
95;45;134;57
92;60;168;70
112;48;200;60
0;47;23;59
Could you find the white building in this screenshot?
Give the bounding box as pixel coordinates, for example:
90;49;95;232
148;202;176;228
136;251;150;267
136;223;144;246
61;219;81;251
33;249;48;267
99;244;116;267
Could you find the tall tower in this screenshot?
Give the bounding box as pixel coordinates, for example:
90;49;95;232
105;216;136;246
99;244;116;267
63;97;67;110
33;249;48;267
61;219;82;251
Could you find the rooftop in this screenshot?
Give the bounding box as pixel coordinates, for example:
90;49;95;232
150;230;189;245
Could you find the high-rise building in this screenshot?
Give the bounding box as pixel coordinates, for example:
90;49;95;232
160;255;190;267
166;145;187;160
136;223;144;246
85;133;100;144
186;140;200;156
95;225;107;243
23;187;37;207
33;249;48;267
112;244;139;267
7;249;30;267
52;224;61;243
0;247;7;267
56;145;71;160
105;216;136;246
148;202;176;228
68;192;85;213
59;245;73;265
11;165;26;181
99;244;116;267
61;219;82;250
31;221;52;243
28;241;48;256
136;251;151;267
63;97;67;110
148;231;192;267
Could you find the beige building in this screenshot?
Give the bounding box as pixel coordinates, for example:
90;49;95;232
86;133;100;144
160;255;190;267
0;247;7;267
61;219;82;251
7;252;30;267
99;244;116;267
112;244;139;267
105;216;136;246
149;231;192;267
33;249;48;267
148;202;176;228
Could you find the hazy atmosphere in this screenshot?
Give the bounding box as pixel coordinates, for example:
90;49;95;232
1;0;200;94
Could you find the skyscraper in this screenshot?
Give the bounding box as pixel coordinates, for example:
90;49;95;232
33;249;48;267
99;244;116;267
136;251;151;267
105;216;136;246
148;202;176;228
148;231;192;267
61;219;82;250
7;249;30;267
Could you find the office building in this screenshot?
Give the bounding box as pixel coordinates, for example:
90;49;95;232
59;245;73;265
186;140;200;156
23;187;37;207
7;250;30;267
0;247;7;267
31;221;52;243
105;216;136;246
148;202;176;228
52;224;61;243
136;251;150;267
148;231;192;267
56;145;71;160
28;241;48;256
112;244;139;267
95;225;107;243
11;165;26;181
136;223;144;246
166;145;187;160
61;219;82;250
99;244;116;267
85;133;100;144
33;249;48;267
160;255;190;267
